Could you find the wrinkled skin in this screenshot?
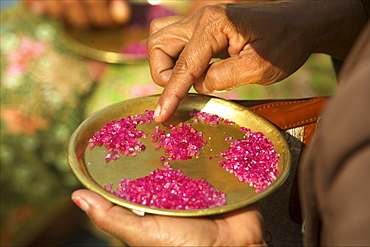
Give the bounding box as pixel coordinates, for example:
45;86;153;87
70;1;367;246
147;1;366;123
22;0;131;28
72;189;266;246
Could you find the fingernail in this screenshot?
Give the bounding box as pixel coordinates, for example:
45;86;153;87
72;196;89;212
154;105;161;119
110;0;131;24
202;83;210;94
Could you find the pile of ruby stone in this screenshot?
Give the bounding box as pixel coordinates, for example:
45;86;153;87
190;109;235;125
89;109;226;210
191;110;279;193
153;123;206;161
88;110;154;162
105;167;226;210
219;127;280;193
89;109;280;210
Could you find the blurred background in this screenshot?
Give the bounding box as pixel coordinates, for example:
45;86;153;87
1;0;336;246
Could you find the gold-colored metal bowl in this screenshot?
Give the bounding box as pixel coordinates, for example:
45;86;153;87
62;24;148;64
68;94;291;217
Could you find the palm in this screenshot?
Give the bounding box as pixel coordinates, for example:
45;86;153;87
132;207;263;246
73;189;265;246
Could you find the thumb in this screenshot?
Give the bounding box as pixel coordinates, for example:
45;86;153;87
193;52;270;94
71;189;143;243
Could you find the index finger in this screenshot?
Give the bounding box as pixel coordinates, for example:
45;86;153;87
153;39;214;123
153;11;229;123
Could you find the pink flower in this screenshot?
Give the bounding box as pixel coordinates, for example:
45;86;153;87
5;36;46;76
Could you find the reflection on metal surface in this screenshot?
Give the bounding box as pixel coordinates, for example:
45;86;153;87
62;23;148;64
68;94;291;217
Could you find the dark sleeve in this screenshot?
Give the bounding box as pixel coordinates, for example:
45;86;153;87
331;0;369;76
361;0;370;19
300;23;370;246
330;57;343;77
320;24;370;245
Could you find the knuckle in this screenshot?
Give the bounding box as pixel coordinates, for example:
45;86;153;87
167;87;187;102
174;58;188;72
197;4;227;25
146;33;158;51
174;58;196;80
193;5;230;52
149;17;165;35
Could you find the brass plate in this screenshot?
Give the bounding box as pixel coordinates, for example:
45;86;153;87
68;94;291;217
62;24;148;64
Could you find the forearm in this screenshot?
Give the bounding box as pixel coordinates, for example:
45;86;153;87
303;0;368;60
227;0;367;60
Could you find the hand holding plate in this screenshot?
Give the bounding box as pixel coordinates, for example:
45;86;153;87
72;189;266;246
